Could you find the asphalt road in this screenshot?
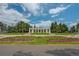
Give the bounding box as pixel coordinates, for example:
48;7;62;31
0;45;79;56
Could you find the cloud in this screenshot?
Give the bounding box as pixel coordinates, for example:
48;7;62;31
65;19;79;27
33;20;53;28
51;14;59;18
0;3;8;9
68;22;77;27
26;13;31;18
49;4;71;15
21;3;43;16
58;18;64;21
0;3;30;26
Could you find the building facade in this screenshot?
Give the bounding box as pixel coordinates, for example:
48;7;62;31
29;27;51;34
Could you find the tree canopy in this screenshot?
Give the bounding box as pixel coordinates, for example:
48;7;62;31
0;22;6;32
50;22;68;33
7;21;31;33
0;21;79;33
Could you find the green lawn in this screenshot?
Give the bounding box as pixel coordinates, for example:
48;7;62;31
0;36;79;45
0;33;26;35
32;32;50;35
0;32;78;36
31;32;77;35
50;33;78;35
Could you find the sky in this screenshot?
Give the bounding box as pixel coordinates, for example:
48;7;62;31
0;3;79;28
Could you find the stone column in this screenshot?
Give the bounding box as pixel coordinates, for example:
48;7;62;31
29;28;30;34
32;29;34;33
36;28;37;33
48;29;51;34
43;29;44;33
38;29;39;33
48;29;49;33
46;29;47;33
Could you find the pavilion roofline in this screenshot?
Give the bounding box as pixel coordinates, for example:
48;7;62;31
29;27;50;29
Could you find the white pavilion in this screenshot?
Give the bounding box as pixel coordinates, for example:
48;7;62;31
29;26;51;34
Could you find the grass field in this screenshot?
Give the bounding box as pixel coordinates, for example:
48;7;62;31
0;36;79;45
50;33;79;35
0;32;78;37
0;33;26;35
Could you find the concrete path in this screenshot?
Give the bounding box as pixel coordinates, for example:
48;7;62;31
0;45;79;56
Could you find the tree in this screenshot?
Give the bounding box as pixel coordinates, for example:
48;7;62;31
7;21;31;33
61;24;68;33
70;26;76;33
7;26;17;33
0;22;6;33
50;22;68;33
58;23;62;33
51;22;59;33
50;22;54;33
15;21;31;33
76;23;79;32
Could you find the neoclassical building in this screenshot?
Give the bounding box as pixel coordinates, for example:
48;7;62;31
29;27;51;34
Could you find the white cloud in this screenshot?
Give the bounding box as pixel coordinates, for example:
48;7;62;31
65;19;79;27
21;3;43;16
0;3;30;26
26;13;31;18
69;22;77;27
51;14;59;18
0;3;8;9
34;20;53;28
49;4;71;15
58;18;64;21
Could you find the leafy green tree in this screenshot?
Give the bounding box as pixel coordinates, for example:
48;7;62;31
7;26;17;33
58;23;62;33
0;22;7;32
70;26;76;33
7;21;31;33
61;24;68;33
50;22;54;33
76;23;79;32
50;22;68;33
15;21;31;33
53;22;58;33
